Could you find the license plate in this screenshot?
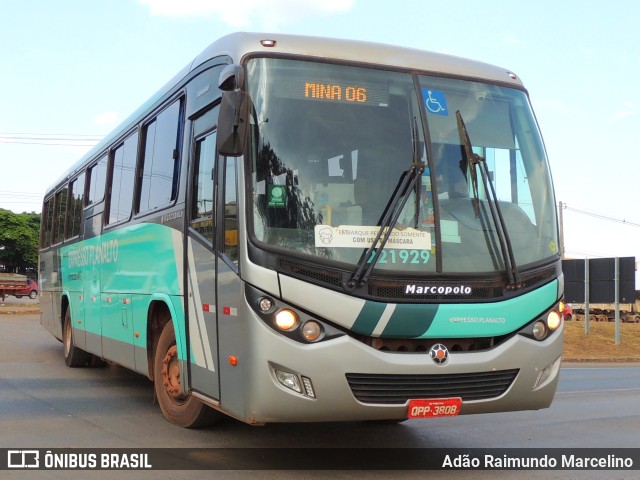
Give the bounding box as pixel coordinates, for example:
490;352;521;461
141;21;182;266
407;398;462;419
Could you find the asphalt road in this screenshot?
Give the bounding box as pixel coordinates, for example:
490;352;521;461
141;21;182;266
1;309;639;480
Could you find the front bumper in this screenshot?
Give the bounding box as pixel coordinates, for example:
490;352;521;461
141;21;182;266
223;318;563;424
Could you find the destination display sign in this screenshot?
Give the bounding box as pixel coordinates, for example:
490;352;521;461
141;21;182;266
275;77;389;106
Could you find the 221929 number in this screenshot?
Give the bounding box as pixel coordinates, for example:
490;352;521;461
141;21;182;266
367;249;430;264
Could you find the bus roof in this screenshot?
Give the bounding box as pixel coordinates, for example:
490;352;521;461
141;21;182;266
194;32;523;87
48;32;524;195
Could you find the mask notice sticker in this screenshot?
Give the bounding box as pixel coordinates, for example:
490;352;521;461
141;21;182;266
314;225;431;249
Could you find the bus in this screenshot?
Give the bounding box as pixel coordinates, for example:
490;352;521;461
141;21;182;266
39;32;563;427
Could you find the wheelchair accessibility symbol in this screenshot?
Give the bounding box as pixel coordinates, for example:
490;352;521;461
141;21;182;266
423;88;448;116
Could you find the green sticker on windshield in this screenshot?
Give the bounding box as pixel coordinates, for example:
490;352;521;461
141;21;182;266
268;185;286;208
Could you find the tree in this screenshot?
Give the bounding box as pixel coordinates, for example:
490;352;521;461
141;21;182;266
0;209;40;273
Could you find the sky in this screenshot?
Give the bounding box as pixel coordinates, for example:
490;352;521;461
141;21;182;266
1;0;639;267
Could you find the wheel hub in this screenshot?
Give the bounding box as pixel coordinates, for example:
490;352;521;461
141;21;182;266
161;345;184;400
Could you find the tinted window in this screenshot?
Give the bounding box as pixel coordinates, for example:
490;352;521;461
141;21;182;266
108;132;138;224
53;189;67;244
190;132;216;239
87;155;108;205
224;157;238;263
67;174;85;239
41;198;55;248
139;100;182;212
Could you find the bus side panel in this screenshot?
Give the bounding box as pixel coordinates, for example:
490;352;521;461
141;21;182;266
102;223;183;369
59;222;184;370
60;239;86;349
185;237;220;399
215;260;248;420
39;249;60;339
100;292;135;370
83;210;103;357
131;294;151;375
59;234;102;357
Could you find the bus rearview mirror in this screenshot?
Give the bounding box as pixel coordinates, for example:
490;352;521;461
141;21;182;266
217;91;250;157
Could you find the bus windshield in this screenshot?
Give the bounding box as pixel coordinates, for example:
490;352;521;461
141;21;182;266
247;57;558;274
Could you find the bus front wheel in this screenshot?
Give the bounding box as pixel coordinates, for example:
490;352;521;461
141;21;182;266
153;321;220;428
63;309;91;367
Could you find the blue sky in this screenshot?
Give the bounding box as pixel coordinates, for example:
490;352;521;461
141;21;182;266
1;0;639;265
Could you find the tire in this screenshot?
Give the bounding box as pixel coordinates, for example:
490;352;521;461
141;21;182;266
63;308;91;367
29;290;37;299
15;295;22;299
153;321;220;428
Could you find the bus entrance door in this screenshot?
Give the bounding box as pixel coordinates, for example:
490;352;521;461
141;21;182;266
184;105;221;400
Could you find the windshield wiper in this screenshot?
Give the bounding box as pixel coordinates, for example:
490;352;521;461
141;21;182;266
343;118;425;292
455;110;522;289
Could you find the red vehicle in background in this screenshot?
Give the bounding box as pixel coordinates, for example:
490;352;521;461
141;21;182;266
14;278;38;299
0;273;38;300
562;303;573;321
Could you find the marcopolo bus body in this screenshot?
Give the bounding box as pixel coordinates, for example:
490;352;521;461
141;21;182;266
39;33;563;427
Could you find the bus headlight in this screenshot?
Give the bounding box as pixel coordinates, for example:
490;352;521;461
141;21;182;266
275;309;298;331
519;302;563;341
275;370;302;393
533;356;562;390
532;321;547;340
302;321;323;342
258;296;274;313
547;310;562;331
273;367;316;398
245;284;345;344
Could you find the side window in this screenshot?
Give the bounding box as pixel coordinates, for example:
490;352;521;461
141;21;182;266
190;132;216;239
53;188;68;244
139;100;182;213
224;157;238;263
41;198;55;248
66;174;85;239
107;132;138;224
87;155;108;205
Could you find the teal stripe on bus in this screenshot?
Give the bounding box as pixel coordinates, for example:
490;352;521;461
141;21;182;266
351;280;558;338
380;303;439;338
351;301;387;335
420;279;559;338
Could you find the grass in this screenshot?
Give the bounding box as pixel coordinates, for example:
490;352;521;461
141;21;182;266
0;302;41;315
563;320;640;362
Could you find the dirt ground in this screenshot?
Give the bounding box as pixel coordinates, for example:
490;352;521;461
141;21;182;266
563;320;640;362
0;296;41;314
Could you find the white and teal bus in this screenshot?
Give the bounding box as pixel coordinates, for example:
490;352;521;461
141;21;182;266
39;32;563;427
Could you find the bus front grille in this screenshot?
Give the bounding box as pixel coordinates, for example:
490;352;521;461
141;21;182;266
345;369;519;404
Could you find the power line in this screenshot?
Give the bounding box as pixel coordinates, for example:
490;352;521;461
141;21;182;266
561;202;640;228
0;140;99;146
0;191;42;197
0;132;103;139
0;132;103;147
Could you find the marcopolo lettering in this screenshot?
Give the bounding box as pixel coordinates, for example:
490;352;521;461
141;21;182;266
405;284;472;295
